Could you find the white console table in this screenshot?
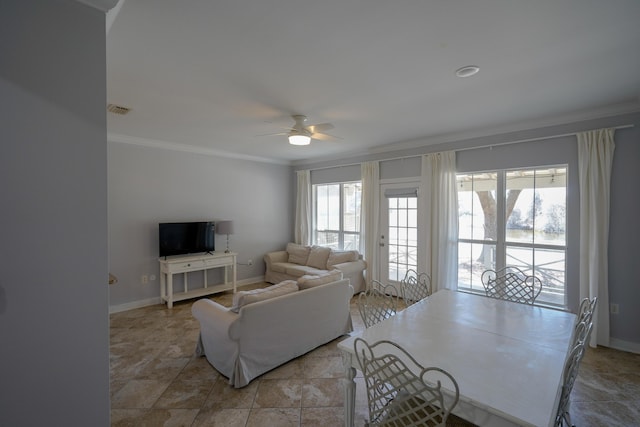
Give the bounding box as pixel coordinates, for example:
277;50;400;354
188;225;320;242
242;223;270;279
159;252;237;308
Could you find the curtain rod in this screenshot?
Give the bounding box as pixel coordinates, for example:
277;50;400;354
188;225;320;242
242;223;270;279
455;123;634;153
300;124;634;172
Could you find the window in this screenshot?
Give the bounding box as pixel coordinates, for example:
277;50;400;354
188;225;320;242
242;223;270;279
457;167;567;307
313;181;362;250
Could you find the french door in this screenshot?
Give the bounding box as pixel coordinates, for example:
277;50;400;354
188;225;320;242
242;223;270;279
378;182;423;289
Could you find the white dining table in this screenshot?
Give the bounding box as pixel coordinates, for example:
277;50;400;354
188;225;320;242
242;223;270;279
338;289;577;427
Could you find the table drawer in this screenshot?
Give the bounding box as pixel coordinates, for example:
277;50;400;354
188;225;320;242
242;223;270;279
203;256;233;268
160;253;236;274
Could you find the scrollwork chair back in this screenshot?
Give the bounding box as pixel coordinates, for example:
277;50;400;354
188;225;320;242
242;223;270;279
480;266;542;304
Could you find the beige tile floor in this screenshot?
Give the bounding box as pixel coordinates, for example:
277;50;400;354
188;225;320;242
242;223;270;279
110;285;640;426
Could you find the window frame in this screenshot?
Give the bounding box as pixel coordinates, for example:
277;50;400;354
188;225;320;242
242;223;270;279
312;181;362;250
457;165;568;308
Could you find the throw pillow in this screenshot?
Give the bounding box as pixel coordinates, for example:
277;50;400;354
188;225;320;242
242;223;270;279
327;250;359;269
298;270;343;290
306;245;331;269
230;280;298;313
287;243;310;265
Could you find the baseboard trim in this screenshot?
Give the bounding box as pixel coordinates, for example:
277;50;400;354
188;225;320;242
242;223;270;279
109;297;162;314
109;275;265;314
608;337;640;355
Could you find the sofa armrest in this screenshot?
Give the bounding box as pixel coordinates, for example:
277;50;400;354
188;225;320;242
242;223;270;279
191;299;242;382
333;259;366;275
192;299;239;341
264;250;288;267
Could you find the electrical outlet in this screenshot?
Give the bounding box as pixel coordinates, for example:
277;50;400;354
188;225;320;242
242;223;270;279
150;274;156;281
247;259;253;266
610;303;619;314
141;275;149;284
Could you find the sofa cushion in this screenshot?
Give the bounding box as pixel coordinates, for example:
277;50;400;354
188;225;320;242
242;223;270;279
230;280;298;313
298;270;344;290
307;245;331;269
287;243;310;265
327;250;359;269
269;262;294;274
284;264;327;277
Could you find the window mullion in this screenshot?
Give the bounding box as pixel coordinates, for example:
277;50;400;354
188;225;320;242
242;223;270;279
339;184;344;248
496;171;507;271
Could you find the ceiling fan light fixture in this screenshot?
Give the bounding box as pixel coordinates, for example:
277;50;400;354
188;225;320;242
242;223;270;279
455;65;480;78
288;134;311;145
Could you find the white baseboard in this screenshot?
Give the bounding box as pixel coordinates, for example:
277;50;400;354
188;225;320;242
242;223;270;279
608;337;640;355
109;296;162;313
236;276;267;289
109;275;265;314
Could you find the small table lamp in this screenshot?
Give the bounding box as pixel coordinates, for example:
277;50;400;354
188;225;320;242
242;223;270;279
216;220;234;253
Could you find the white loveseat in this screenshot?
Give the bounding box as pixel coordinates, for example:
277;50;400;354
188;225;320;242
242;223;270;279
264;243;367;294
191;278;354;388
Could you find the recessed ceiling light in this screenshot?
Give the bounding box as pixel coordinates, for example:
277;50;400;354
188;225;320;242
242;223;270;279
455;65;480;78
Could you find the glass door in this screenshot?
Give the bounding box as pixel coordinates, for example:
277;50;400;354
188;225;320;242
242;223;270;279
379;184;421;290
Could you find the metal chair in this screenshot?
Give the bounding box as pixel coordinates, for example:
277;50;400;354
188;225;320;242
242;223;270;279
354;338;460;427
572;315;595;348
400;269;432;306
574;296;597;347
357;281;398;328
577;296;598;325
555;321;592;427
480;267;542;305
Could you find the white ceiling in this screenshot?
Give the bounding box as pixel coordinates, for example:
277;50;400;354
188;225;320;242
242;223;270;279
106;0;640;164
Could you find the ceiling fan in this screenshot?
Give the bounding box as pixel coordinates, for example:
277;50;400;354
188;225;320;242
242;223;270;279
263;115;339;145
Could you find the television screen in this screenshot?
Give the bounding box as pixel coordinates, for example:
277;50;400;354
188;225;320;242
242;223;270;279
159;222;215;257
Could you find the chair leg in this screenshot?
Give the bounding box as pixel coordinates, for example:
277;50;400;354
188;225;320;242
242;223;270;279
562;409;575;427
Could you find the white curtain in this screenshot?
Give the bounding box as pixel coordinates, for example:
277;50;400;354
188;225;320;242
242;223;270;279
294;169;311;246
360;161;379;287
577;128;615;348
421;151;458;292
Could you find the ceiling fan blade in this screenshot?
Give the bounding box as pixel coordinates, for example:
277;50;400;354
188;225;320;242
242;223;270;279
311;132;341;141
255;131;289;137
307;123;334;134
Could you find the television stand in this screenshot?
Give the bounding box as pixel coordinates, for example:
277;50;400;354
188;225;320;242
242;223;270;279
158;252;237;308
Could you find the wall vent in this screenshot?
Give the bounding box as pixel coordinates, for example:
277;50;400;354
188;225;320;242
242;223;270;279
107;103;131;115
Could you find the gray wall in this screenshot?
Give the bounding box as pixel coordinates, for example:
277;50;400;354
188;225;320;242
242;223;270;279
297;112;640;351
108;142;293;310
0;0;110;425
608;122;640;345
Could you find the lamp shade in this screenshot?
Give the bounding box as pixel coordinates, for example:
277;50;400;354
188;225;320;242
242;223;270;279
215;220;234;235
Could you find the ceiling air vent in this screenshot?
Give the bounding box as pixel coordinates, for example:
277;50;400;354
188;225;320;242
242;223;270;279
107;103;131;115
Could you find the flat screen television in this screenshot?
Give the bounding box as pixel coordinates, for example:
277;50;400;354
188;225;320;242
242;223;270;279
159;221;215;257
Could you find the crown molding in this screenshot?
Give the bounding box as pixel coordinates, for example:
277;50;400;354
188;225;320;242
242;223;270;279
370;101;640;155
293;101;640;168
106;0;126;33
107;133;290;166
109;102;640;170
74;0;120;12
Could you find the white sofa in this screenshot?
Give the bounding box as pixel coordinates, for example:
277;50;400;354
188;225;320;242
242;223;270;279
191;278;354;388
264;243;367;294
